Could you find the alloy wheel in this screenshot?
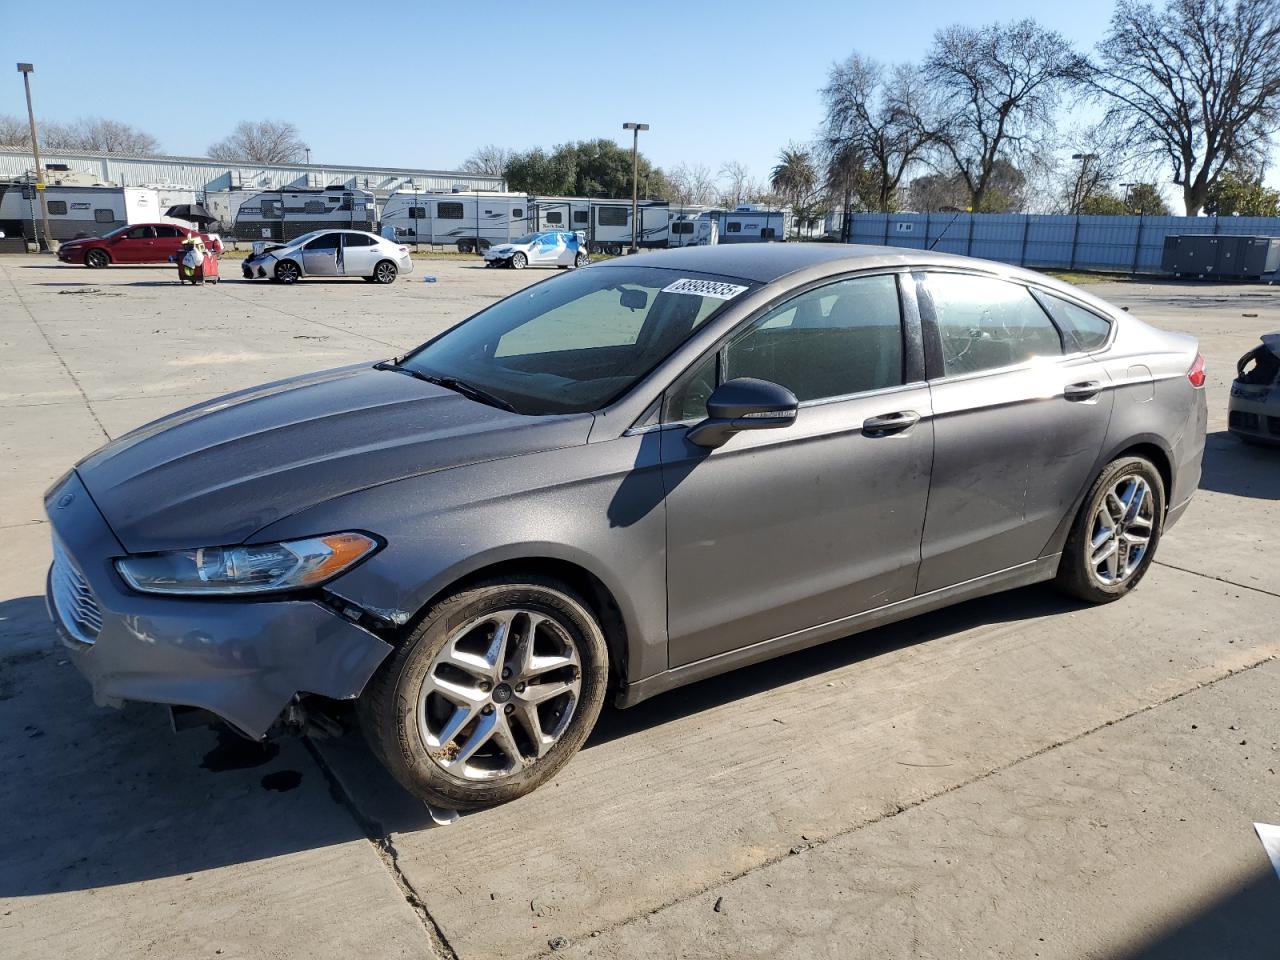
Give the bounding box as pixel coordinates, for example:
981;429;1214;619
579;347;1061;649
418;609;582;781
375;261;397;284
276;261;300;283
1088;475;1154;586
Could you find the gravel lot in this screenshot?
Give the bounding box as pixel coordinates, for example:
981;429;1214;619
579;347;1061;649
1;253;1278;960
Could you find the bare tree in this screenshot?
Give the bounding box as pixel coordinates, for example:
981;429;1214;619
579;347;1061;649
924;19;1087;211
0;114;31;147
1;114;159;153
1089;0;1280;214
462;144;514;177
668;163;719;205
208;120;308;164
718;161;753;207
821;55;933;211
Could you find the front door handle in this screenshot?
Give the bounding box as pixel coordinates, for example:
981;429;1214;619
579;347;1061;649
1064;380;1103;401
862;410;921;437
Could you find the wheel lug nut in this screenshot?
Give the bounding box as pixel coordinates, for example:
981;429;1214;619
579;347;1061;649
504;704;514;715
482;704;494;715
515;682;526;693
479;681;492;692
501;668;511;680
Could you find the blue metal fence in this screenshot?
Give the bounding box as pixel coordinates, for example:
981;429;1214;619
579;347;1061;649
845;213;1280;274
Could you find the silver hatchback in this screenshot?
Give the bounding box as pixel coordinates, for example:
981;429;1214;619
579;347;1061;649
242;229;413;283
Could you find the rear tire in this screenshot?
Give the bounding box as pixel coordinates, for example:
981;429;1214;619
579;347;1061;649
373;260;398;284
358;576;609;810
84;249;110;268
1055;456;1165;604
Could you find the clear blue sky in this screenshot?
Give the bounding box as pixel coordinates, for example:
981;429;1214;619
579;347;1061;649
3;0;1118;182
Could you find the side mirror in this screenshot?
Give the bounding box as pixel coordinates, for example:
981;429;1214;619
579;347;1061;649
687;377;798;449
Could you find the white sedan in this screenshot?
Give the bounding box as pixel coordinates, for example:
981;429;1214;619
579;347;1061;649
242;230;413;284
483;231;590;269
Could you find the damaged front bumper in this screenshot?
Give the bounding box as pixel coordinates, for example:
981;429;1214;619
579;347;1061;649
44;472;393;738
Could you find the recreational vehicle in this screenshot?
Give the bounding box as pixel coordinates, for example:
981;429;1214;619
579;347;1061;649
380;191;531;252
231;187;376;242
710;205;788;243
668;209;720;247
0;181;199;243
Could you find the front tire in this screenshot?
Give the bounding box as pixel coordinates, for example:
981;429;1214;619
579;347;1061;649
574;252;590;268
373;260;398;284
359;577;609;809
274;260;301;284
84;249;110;268
1055;456;1165;603
511;252;527;270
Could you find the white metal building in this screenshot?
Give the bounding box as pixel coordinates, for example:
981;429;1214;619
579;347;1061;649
0;146;504;196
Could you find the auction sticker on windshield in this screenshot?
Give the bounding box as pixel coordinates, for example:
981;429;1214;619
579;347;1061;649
662;278;749;300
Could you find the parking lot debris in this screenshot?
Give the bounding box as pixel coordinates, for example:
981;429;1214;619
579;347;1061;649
548;935;568;951
423;275;438;283
714;896;724;913
425;802;459;825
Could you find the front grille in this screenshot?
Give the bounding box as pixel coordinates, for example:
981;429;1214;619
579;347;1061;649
51;540;102;646
1230;410;1260;430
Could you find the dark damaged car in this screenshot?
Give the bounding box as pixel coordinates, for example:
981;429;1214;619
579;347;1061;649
46;245;1207;809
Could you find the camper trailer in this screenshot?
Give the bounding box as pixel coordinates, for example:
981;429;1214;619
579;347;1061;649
231;187;376;242
530;197;591;236
710;205;788;243
0;181;196;243
668;207;720;247
380;191;531;252
585;199;670;254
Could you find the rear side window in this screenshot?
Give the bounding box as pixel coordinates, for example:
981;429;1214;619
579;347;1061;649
1037;293;1112;352
723;274;904;403
154;225;181;237
923;273;1062;377
344;233;375;247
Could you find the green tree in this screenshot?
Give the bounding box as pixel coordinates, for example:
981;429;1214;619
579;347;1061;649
770;146;824;236
1124;182;1171;215
1203;172;1280;216
503;139;667;198
1079;192;1129;214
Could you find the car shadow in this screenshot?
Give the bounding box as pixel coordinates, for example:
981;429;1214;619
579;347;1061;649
0;578;1085;896
1199;430;1280;500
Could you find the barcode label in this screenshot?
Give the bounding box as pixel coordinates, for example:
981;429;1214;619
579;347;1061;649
662;278;749;300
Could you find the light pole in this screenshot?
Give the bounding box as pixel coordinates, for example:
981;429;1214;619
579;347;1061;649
1070;153;1098;215
622;122;648;254
16;63;52;252
1120;182;1137;212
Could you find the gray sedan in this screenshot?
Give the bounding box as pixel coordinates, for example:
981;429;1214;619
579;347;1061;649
46;244;1207;809
241;229;412;283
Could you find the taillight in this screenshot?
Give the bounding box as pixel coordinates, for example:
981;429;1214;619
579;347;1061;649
1187;352;1206;388
398;246;409;255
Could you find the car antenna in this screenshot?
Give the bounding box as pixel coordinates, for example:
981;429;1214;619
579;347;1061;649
928;209;965;251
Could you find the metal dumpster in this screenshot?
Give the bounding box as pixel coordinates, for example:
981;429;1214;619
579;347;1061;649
1162;234;1280;279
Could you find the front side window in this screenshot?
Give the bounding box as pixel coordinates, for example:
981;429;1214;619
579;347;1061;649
1037;292;1112;352
306;232;341;250
437;201;464;219
401;267;751;415
723;274;905;403
598;207;627;226
923;273;1062;377
125;226;155;239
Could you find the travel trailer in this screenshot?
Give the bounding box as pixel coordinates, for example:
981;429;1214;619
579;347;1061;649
230;187;376;241
0;180;200;243
668;209;719;247
708;205;788;243
380;191;531;252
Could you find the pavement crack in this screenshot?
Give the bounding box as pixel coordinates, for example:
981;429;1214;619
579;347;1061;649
550;652;1278;955
1;261;110;441
302;738;458;960
1154;559;1280;600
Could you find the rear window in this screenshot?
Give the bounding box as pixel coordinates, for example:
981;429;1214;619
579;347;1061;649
1037;293;1112;352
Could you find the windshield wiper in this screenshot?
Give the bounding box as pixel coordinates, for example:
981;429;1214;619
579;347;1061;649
374;362;518;413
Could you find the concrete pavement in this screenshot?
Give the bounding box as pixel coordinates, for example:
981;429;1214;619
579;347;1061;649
1;256;1277;959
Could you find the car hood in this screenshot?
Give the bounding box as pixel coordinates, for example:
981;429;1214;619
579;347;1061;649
75;363;593;553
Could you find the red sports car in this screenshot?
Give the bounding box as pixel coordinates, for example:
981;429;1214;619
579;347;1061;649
57;223;223;268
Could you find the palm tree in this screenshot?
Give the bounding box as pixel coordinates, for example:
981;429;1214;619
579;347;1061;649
770;147;818;237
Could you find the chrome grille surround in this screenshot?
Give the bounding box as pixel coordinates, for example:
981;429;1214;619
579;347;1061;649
51;539;102;646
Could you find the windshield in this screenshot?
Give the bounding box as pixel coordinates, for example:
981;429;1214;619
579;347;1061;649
400;266;754;415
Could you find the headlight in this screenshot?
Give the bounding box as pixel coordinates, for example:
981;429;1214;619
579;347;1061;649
115;532;378;596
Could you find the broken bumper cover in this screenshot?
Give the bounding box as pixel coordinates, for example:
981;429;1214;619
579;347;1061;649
44;472;393;739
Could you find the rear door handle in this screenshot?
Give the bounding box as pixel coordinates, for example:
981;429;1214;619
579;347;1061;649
862;410;921;436
1064;380;1103;401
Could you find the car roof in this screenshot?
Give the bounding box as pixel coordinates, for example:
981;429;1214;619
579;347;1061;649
597;243;1020;283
